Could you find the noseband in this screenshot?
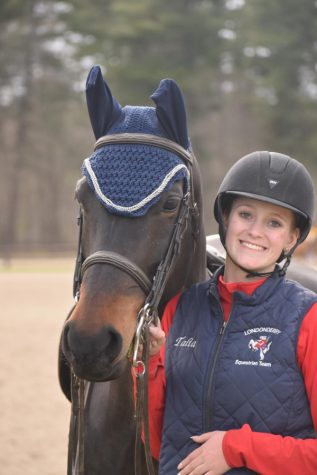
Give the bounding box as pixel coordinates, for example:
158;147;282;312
81;251;152;295
70;133;199;475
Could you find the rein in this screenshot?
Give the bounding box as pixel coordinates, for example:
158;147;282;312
69;134;197;475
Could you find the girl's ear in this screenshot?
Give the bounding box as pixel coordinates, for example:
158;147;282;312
86;65;122;139
151;78;190;149
287;227;301;250
222;210;229;230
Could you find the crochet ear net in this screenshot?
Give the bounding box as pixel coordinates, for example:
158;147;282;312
82;67;192;217
85;66;190;149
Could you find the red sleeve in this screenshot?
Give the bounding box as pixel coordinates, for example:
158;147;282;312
146;293;181;460
223;302;317;475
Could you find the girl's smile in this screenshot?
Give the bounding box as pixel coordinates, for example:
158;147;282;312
239;240;267;251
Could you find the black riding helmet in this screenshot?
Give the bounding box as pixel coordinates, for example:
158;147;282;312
214;151;315;274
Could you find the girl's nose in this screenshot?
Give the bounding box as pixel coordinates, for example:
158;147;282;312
248;219;264;237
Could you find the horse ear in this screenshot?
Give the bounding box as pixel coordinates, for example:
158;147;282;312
151;78;189;149
86;65;122;139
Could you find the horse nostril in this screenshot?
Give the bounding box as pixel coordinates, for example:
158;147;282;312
105;327;123;361
62;321;123;366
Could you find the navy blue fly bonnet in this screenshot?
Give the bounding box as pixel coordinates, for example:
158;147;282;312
82;66;192;217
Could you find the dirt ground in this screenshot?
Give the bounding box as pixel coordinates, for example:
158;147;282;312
1;254;316;475
0;258;75;475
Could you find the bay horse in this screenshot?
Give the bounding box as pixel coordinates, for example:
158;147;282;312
59;66;209;474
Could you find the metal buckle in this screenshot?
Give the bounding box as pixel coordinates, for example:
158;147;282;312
132;304;154;376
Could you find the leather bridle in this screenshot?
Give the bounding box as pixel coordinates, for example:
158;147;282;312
68;133;199;475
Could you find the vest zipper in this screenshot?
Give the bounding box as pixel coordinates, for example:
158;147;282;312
203;317;229;431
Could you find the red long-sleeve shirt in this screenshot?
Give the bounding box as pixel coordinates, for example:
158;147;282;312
146;276;317;474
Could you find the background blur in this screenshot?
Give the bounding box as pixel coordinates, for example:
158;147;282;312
1;1;317;474
1;0;317;255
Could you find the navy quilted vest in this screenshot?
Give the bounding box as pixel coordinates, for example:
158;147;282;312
159;269;317;475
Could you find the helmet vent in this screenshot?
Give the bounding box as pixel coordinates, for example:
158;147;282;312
267;178;279;189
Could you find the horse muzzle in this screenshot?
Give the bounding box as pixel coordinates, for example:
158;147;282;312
62;321;125;381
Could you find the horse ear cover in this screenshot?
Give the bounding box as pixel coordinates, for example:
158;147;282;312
86;65;122;139
151;79;190;150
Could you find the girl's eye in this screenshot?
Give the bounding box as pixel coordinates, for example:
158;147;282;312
239;211;251;220
269;220;282;228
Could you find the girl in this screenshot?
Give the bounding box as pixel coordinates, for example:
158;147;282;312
146;151;317;474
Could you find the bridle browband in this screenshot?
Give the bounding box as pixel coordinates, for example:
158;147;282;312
94;133;193;165
69;133;199;475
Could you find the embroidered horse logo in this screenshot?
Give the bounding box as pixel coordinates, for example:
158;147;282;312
248;336;272;361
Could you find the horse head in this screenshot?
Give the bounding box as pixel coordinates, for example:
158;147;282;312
61;66;206;382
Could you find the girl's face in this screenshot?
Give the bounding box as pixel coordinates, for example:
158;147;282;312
223;197;300;282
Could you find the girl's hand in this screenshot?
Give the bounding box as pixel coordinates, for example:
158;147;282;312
177;431;230;475
148;322;166;356
137;321;166;357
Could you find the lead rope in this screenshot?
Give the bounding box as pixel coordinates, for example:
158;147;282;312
68;372;85;475
134;318;155;475
77;378;85;475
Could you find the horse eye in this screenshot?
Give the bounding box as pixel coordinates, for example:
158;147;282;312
163;197;180;211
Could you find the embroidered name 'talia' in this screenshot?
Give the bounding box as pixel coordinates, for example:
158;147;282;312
174;336;197;348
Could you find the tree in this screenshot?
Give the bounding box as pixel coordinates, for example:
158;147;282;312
229;0;317;170
0;0;89;252
2;0;317;249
